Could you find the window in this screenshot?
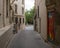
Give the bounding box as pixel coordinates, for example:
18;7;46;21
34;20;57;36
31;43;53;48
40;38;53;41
23;18;24;23
15;17;18;24
15;4;17;14
22;7;24;14
19;18;21;24
38;6;39;17
22;0;24;4
6;0;8;17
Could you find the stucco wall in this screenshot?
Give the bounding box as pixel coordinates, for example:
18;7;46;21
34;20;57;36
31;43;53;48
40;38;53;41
4;0;10;26
35;0;47;40
0;0;10;28
13;0;25;16
39;0;47;40
13;0;25;30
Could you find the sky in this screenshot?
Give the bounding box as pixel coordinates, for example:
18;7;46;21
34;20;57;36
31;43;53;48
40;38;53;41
25;0;34;10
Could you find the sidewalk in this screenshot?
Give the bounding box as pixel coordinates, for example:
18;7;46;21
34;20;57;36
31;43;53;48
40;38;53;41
0;24;14;48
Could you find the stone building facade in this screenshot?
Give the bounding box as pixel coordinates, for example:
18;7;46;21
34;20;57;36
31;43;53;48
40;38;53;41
0;0;15;48
12;0;25;30
0;0;9;28
34;0;47;41
34;0;60;44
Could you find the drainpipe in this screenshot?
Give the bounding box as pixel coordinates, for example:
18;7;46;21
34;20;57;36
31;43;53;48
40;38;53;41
3;0;5;27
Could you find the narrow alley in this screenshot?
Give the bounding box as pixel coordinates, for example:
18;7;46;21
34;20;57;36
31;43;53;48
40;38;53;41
7;25;52;48
0;0;60;48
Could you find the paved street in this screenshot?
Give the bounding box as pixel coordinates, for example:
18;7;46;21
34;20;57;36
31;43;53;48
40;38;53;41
25;25;34;30
7;25;52;48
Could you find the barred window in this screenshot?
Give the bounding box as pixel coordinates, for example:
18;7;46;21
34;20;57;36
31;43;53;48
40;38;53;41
15;4;17;14
22;7;24;14
19;18;21;24
23;18;24;23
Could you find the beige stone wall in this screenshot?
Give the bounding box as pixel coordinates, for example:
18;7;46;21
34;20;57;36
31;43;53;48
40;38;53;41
5;0;10;26
39;0;47;40
0;16;3;28
34;0;40;32
0;0;14;47
13;0;25;30
35;0;60;43
35;0;47;40
0;0;11;28
20;17;25;30
12;0;25;16
0;0;4;28
14;15;25;30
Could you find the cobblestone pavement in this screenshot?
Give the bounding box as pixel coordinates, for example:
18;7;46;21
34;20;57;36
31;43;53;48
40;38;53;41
7;26;52;48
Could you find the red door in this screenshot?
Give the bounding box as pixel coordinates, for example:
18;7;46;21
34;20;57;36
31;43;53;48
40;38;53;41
47;12;55;41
